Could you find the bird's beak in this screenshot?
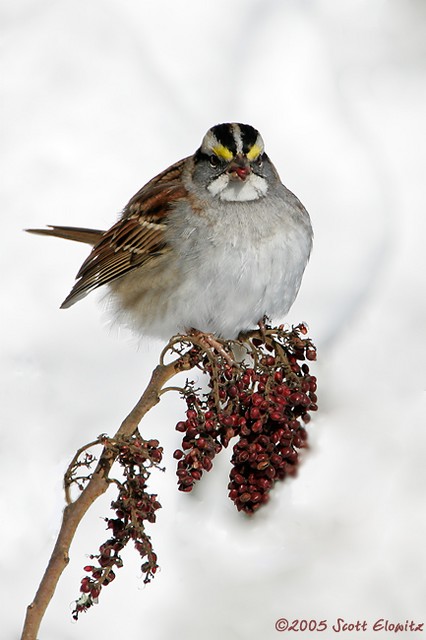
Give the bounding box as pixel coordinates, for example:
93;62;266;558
227;154;251;181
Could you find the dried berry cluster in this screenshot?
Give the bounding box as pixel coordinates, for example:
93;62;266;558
173;324;317;513
68;324;317;621
72;435;163;619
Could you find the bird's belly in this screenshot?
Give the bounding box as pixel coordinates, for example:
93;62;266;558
109;224;310;340
170;233;306;338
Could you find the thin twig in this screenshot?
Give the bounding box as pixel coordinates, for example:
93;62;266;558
158;385;187;396
64;438;103;505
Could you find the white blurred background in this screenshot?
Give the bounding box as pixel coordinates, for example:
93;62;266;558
1;1;426;638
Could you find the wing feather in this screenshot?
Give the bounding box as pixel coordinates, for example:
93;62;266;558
60;158;189;308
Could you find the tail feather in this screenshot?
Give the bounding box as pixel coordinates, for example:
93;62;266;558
25;225;105;246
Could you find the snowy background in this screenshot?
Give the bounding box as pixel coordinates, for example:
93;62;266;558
2;1;426;638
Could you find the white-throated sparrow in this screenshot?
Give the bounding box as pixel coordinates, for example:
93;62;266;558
28;123;313;339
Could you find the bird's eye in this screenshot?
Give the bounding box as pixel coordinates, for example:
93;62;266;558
255;154;264;168
209;155;220;168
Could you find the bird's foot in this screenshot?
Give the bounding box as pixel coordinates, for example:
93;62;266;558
257;318;267;341
188;329;236;367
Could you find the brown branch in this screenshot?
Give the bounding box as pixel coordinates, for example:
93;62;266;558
20;351;194;640
20;325;316;639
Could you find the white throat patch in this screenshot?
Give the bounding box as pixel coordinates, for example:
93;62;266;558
207;173;268;202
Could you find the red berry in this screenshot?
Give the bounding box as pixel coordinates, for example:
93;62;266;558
80;579;91;593
271;453;283;467
257;459;270;470
289;392;302;405
228;385;238;398
252;420;263;433
202;457;213;471
179;485;193;492
251;393;263;407
237;451;250;463
250;407;261;420
257;477;272;490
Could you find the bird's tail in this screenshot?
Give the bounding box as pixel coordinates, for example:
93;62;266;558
25;225;104;246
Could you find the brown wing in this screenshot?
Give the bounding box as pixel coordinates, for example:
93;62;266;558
60;158;189;308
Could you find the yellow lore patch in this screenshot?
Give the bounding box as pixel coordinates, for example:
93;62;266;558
246;144;263;161
212;144;234;161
